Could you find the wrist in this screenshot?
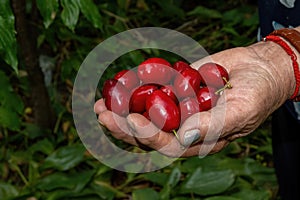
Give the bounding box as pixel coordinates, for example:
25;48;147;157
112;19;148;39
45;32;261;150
248;40;295;103
268;27;300;100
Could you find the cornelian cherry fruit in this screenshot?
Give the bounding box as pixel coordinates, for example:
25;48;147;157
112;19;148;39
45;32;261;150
179;97;200;123
102;79;130;116
101;58;232;133
198;62;230;88
160;85;178;104
172;60;191;73
174;67;202;99
197;86;219;112
114;69;140;90
129;84;159;113
137;57;173;85
146;90;180;132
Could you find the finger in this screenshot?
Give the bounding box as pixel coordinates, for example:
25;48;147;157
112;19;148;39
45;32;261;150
177;109;224;148
127;113;187;157
98;110;138;146
94;98;107;114
180;138;230;157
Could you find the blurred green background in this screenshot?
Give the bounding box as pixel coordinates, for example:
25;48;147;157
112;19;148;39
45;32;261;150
0;0;278;199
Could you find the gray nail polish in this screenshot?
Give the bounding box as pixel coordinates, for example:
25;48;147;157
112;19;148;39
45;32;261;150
183;129;200;146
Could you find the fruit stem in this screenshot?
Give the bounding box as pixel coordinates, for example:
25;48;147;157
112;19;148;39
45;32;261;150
173;129;179;140
215;77;232;95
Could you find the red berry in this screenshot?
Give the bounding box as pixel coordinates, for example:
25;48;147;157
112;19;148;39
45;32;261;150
146;90;180;132
198;62;229;88
102;79;118;99
114;69;140;90
174;67;202;99
142;111;150;120
197;86;219;111
129;84;159;113
179;97;200;123
160;85;178;104
103;79;130;116
137;57;173;85
173;60;191;73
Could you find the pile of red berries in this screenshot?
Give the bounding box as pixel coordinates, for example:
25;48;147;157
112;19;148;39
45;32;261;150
101;57;232;133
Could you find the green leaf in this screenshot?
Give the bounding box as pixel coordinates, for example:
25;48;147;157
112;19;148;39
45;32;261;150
0;71;12;92
132;188;159;200
90;181;121;199
204;197;240;200
231;188;271;200
29;138;54;155
0;182;19;199
78;0;102;29
167;167;181;188
142;172;168;186
0;0;18;73
37;170;95;191
180;168;235;196
159;167;181;200
0;91;24;114
0;71;22;112
187;6;222;19
36;0;59;28
60;0;80;31
22;123;45;139
129;50;146;66
0;106;21;131
42;144;86;171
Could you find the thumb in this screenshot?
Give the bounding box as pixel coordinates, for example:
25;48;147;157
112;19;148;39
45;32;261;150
177;107;226;148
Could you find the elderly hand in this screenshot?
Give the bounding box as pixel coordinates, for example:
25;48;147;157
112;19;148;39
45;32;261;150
94;40;297;157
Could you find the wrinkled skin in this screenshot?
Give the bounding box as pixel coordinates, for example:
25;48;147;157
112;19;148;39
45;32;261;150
94;41;297;158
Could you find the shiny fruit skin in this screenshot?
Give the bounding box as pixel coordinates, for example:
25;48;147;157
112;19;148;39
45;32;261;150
174;67;202;99
114;69;140;90
198;62;229;88
179;97;200;123
160;85;179;104
129;84;159;113
173;60;191;73
102;79;118;99
145;90;180;132
137;57;173;85
197;86;219;111
103;79;130;116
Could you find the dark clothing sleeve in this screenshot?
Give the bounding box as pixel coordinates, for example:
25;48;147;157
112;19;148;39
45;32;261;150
257;1;300;199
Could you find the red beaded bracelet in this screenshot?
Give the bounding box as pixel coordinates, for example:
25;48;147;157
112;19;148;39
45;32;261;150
263;34;300;101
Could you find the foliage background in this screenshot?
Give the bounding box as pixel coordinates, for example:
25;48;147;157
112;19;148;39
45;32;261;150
0;0;279;199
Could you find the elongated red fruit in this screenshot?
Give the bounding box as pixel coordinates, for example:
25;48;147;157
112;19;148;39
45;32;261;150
137;57;173;85
172;60;191;73
102;79;130;116
129;84;159;113
174;67;202;99
197;86;219;111
145;90;180;132
198;62;229;88
179;97;200;123
114;69;140;90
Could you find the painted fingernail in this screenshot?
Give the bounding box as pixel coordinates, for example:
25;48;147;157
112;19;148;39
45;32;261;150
183;129;201;146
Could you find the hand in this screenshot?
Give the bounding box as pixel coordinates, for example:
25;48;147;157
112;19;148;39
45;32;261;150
94;42;296;157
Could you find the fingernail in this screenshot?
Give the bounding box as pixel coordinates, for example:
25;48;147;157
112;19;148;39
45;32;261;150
183;129;201;146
